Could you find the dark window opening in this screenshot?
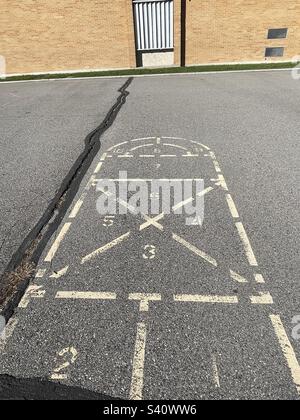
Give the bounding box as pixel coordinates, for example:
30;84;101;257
265;47;284;57
268;28;288;39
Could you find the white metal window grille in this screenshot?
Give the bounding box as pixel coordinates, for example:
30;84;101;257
133;0;174;51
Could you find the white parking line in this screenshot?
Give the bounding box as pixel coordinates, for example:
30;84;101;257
230;270;248;283
163;143;188;151
130;322;147;400
140;213;165;231
0;318;19;351
100;153;108;162
212;175;229;191
254;273;266;284
226;194;240;219
174;295;238;304
160;154;177;158
55;291;117;300
35;269;46;278
270;315;300;395
250;292;274;305
129;293;161;312
44;223;72;263
235;222;258;267
172;234;218;267
81;232;131;264
107;141;129;151
50;266;69;279
172;187;214;212
18;285;46;308
182;154;199;157
212;355;221;388
94;161;103;174
69;198;84;219
140;154;155;158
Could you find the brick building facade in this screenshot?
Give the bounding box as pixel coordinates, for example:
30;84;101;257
0;0;299;75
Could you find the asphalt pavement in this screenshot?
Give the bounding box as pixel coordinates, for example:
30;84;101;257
0;70;299;400
0;78;123;276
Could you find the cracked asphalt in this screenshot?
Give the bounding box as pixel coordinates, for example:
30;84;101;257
0;78;123;277
0;70;300;400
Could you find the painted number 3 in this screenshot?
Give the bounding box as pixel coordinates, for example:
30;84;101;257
143;245;156;260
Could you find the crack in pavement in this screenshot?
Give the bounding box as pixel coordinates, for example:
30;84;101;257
0;77;133;320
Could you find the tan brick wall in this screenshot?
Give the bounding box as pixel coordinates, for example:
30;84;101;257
0;0;136;74
173;0;182;66
185;0;300;65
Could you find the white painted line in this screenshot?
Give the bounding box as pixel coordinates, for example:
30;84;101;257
174;295;238;304
157;138;161;145
212;175;228;191
50;266;69;279
230;270;248;284
131;138;155;143
100;153;108;162
254;273;266;284
140;154;155;158
85;175;97;191
118;154;134;158
212;355;221;388
51;373;68;381
172;187;213;211
0;318;19;351
140;213;165;231
250;292;274;305
226;194;240;219
190;141;211;151
107;141;129;151
130;144;153;151
69;198;84;219
94;162;103;174
81;232;130;264
172;234;218;267
44;223;72;263
18;285;46;308
270;315;300;395
129;293;161;312
209;152;222;173
235;222;258;267
182;154;199;157
130;322;147;400
35;269;46;278
55;291;116;300
160;154;177;158
163;143;188;151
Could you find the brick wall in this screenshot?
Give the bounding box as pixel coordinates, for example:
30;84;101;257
185;0;300;65
1;0;300;74
0;0;136;74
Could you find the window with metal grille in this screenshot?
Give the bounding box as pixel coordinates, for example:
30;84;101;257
268;28;288;39
265;47;284;57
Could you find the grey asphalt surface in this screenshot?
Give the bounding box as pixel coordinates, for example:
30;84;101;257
0;71;300;400
0;78;123;276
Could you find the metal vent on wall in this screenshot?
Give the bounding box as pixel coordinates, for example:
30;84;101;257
133;0;174;51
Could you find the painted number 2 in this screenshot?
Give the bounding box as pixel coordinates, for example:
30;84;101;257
143;245;156;260
51;347;78;380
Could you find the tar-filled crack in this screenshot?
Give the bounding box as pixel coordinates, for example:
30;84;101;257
0;77;133;320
